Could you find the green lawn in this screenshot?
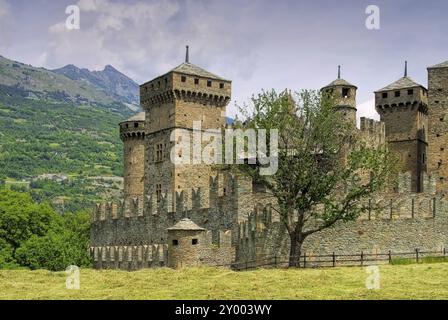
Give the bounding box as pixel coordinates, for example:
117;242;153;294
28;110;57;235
1;263;448;300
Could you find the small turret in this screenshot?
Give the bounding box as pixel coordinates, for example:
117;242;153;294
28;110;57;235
119;112;146;198
321;66;358;126
167;218;206;268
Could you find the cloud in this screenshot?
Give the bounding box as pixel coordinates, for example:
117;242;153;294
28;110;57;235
42;0;263;89
0;0;14;50
356;99;379;127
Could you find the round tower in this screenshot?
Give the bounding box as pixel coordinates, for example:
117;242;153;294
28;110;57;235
119;112;146;198
167;218;206;268
321;65;358;127
375;61;428;192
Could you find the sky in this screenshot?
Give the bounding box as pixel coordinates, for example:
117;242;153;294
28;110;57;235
0;0;447;120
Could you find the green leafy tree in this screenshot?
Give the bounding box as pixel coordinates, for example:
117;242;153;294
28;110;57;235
0;189;59;252
236;89;397;267
0;189;91;270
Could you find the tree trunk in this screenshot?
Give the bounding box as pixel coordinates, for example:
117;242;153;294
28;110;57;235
288;233;304;267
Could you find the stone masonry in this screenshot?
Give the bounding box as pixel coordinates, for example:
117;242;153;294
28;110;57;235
91;53;448;270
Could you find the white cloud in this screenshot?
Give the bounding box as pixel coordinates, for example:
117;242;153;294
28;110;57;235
356;99;380;127
41;0;263;90
0;0;14;50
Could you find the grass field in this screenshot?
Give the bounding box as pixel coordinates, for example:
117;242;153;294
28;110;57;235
1;263;448;300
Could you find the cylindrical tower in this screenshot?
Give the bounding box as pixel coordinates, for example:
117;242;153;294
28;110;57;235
119;112;146;198
321;66;358;127
167;218;206;268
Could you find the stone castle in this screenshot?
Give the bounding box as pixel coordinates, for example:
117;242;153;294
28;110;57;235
90;49;448;269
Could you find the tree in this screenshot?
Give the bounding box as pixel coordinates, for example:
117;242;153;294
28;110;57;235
0;189;59;252
236;89;397;267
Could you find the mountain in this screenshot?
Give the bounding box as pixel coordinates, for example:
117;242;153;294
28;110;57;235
52;64;140;110
0;55;141;211
0;55;138;113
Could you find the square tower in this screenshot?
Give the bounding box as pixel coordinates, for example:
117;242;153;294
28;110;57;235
140;54;232;200
427;61;448;194
375;67;428;192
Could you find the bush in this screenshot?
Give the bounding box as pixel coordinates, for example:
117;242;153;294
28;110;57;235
16;229;90;271
0;189;91;271
0;239;20;269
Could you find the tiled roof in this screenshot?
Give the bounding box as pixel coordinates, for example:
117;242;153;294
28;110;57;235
170;62;229;81
428;60;448;69
322;78;357;89
124;112;145;122
376;76;424;92
167;218;205;231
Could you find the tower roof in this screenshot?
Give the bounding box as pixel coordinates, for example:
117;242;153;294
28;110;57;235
322;65;357;90
167;218;205;231
375;76;425;92
169;62;230;81
428;60;448;69
322;78;357;89
122;112;145;123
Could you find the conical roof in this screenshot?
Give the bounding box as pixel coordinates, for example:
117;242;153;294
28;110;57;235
167;218;205;231
322;78;357;89
123;112;145;122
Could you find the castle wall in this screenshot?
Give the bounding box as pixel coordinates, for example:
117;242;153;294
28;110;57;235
428;66;448;193
237;193;448;263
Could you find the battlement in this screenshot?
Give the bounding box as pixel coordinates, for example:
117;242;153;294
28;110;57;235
359;117;386;147
91;172;251;223
239;192;446;239
119;117;145;141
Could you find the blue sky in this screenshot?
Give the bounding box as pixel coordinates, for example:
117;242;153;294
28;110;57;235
0;0;447;119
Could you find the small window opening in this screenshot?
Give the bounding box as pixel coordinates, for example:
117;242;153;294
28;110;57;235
219;83;224;89
172;240;178;246
207;80;212;87
395;91;401;97
408;89;414;95
192;239;198;245
156;184;162;202
382;92;388;99
181;76;186;82
342;88;350;98
134;122;139;128
194;78;199;85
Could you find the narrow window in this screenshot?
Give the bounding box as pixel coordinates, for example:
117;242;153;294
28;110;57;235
192;239;198;245
342;88;350;98
219;83;224;89
134;122;139;128
181;75;186;82
408;89;414;95
207;80;212;87
395;91;400;97
156;184;162;202
194;78;199;85
172;240;178;246
382;92;388;99
422;153;426;164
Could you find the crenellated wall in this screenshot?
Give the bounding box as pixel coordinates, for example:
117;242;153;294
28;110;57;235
236;192;448;263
